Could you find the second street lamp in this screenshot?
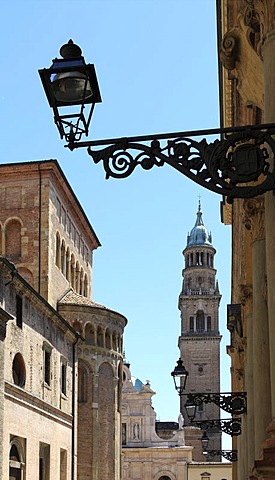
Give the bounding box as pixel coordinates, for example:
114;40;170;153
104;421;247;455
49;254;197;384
201;432;238;462
171;358;189;393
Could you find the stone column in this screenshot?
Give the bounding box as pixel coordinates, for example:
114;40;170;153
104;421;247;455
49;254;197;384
244;310;254;477
263;27;275;426
244;198;271;460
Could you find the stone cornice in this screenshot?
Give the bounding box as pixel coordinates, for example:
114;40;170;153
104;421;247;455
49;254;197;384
5;381;72;427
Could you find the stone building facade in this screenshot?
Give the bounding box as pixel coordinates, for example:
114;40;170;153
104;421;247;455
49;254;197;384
0;159;127;480
178;203;222;460
217;1;275;478
121;361;232;480
1;256;78;480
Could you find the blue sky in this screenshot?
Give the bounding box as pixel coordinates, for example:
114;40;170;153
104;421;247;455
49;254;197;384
1;0;231;448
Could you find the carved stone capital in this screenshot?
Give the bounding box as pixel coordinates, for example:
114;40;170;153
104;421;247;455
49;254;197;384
220;28;240;71
243;197;265;242
239;284;253;307
247;0;275;45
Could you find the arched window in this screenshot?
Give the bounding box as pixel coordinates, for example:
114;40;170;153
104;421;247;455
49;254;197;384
66;248;70;281
190;316;194;332
84;274;88;297
9;439;24;480
73;320;82;335
159;476;171;480
55;232;61;267
5;219;22;260
79;267;84;295
78;365;87;402
97;326;104;347
61;240;66;275
85;323;95;346
12;353;26;387
70;254;76;289
112;332;118;351
207;316;211;331
75;261;80;293
105;329;111;349
119;336;123;353
196;310;205;332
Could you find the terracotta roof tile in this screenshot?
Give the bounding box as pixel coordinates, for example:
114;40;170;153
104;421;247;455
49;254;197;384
58;289;107;309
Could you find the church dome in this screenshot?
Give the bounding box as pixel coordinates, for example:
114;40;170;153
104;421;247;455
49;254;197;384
187;201;212;247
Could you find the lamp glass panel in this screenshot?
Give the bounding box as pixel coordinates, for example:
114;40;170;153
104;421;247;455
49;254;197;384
52;72;93;103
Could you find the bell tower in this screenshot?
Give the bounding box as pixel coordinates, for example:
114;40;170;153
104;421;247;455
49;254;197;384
178;201;222;454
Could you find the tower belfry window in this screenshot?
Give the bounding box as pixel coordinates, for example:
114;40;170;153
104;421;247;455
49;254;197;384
196;310;205;332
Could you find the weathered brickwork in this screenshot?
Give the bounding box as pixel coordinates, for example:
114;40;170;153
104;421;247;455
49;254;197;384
58;300;126;480
0;161;100;307
178;206;222;459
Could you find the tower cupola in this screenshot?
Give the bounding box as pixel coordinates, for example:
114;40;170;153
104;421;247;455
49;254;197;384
187;200;212;247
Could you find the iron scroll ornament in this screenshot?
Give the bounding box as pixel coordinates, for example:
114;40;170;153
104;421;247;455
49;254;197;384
205;450;238;462
186;392;247;415
192;418;242;436
87;128;275;203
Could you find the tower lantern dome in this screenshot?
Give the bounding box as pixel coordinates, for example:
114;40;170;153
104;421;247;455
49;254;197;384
187;201;212;247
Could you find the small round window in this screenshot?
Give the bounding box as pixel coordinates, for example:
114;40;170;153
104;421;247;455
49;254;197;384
12;353;26;387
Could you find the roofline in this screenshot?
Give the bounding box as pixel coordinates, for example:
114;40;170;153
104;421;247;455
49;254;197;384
0;159;101;247
58;301;128;327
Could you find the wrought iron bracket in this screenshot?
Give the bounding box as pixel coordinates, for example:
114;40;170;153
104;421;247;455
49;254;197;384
69;123;275;202
187;391;247;415
193;417;242;436
205;450;238;462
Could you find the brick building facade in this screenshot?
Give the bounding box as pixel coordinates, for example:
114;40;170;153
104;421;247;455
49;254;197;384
0;160;127;480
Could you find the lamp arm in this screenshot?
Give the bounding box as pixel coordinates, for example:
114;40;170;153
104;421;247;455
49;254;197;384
187;392;247;414
206;450;238;462
85;128;275;202
193;418;242;436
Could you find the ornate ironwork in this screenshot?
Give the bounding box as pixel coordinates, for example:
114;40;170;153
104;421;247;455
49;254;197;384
187;392;247;415
205;450;238;462
193;417;242;436
82;124;275;202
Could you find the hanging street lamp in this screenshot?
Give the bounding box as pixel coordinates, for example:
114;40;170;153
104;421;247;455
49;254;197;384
39;40;101;146
201;432;238;462
171;358;189;393
40;41;275;203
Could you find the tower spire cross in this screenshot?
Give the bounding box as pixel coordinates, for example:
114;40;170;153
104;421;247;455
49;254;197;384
198;195;201;211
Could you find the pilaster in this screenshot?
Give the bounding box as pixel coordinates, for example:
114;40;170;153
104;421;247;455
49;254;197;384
244;197;271;463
